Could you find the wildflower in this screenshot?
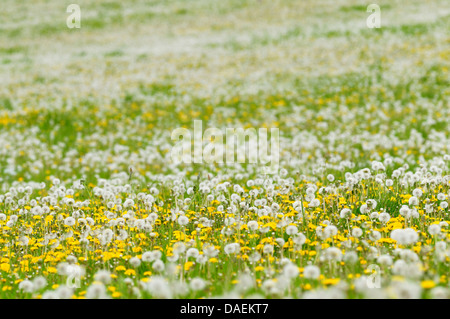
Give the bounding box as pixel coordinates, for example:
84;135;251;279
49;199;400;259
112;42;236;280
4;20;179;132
303;265;320;279
281;263;298;279
392;281;422;299
33;276;47;290
94;270;112;284
340;208;351;219
377;254;393;266
247;220;259;231
86;283;109;299
360;204;370;214
225;243;240;255
19;280;34;293
343;251;358;264
368;231;381;243
152;260;165;272
178;215;189;226
146;276;172;298
351;227;363;238
325;247;342;261
391;228;419;245
293;233;306;246
123;199;135;208
408;196;419;206
186;248;199;258
435;241;446;252
56;285;74;299
430;287;448;299
263;244;274;255
286;225;298;236
190;278;207;291
428;224;441;235
64;217;76;227
412;189;423;198
129;257;141;268
323;225;338;238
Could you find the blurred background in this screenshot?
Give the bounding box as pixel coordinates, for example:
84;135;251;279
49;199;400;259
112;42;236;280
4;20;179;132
0;0;449;184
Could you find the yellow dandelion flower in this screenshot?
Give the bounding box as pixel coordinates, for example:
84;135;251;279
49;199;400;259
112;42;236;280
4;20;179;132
421;280;436;289
124;269;136;276
115;266;126;272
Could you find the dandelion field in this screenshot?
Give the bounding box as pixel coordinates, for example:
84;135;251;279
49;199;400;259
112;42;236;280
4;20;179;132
0;0;450;299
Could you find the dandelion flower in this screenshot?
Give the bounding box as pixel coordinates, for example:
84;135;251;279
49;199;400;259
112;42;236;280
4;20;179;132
303;265;320;280
129;257;141;268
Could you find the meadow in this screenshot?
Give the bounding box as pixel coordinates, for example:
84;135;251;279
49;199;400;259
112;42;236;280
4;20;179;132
0;0;449;299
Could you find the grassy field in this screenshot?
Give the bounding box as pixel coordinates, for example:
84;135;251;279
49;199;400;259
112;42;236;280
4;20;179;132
0;0;450;299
